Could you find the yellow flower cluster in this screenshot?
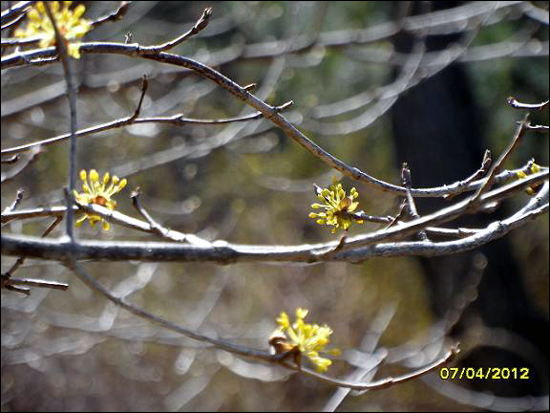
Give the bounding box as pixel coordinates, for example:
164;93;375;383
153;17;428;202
309;177;363;233
15;1;91;59
517;161;542;195
270;308;339;372
73;169;127;231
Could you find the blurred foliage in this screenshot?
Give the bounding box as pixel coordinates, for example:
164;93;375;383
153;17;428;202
1;1;548;411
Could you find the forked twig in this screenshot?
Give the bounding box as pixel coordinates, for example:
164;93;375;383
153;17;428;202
469;114;530;206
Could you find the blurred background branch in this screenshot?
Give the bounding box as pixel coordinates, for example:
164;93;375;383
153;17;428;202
2;1;548;411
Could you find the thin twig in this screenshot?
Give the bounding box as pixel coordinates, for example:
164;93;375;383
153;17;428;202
3;215;62;279
0;145;42;183
385;200;407;229
2;188;24;215
130;187;211;246
43;2;78;240
89;1;131;29
1;36;41;47
507;97;549;111
0;101;295;157
279;344;459;391
243;83;257;92
69;196;211;246
444;149;492;200
1;275;30;295
64;256;275;360
311;232;348;260
423;226;480;238
1;154;20;164
351;211;394;225
0;2;529;68
401;162;428;241
2;205;76;225
4;15;543;116
469;114;530;206
0;12;26;30
143;7;213;53
5;277;69;291
0;1;36;26
130;74;148;119
0;43;433;196
524;123;549;133
1;212;64;295
63;254;459;391
131;187;168;235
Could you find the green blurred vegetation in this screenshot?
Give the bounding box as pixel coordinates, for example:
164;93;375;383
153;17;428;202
1;1;548;411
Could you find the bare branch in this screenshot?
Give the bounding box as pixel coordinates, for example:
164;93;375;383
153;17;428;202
0;154;20;164
524;123;549;133
130;187;211;246
401;162;428;241
1;35;41;47
142;7;213;53
1;3;547;403
0;12;26;30
0;145;42;183
3;172;548;264
280;344;459;391
0;99;294;157
89;1;131;29
42;1;78;240
64;256;276;362
130;74;148;120
444;149;492;200
2;188;24;215
0;42;488;196
1;275;30;295
2;215;62;278
507;97;549;111
2;39;543;204
469;114;530;205
4;277;68;291
0;1;36;26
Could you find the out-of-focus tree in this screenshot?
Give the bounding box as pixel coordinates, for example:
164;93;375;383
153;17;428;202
1;2;548;411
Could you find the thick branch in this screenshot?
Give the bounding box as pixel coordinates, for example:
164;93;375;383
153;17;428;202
3;179;547;264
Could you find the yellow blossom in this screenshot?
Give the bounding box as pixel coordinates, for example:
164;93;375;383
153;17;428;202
73;169;127;230
517;161;542;195
269;308;340;372
309;177;364;233
15;1;91;59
